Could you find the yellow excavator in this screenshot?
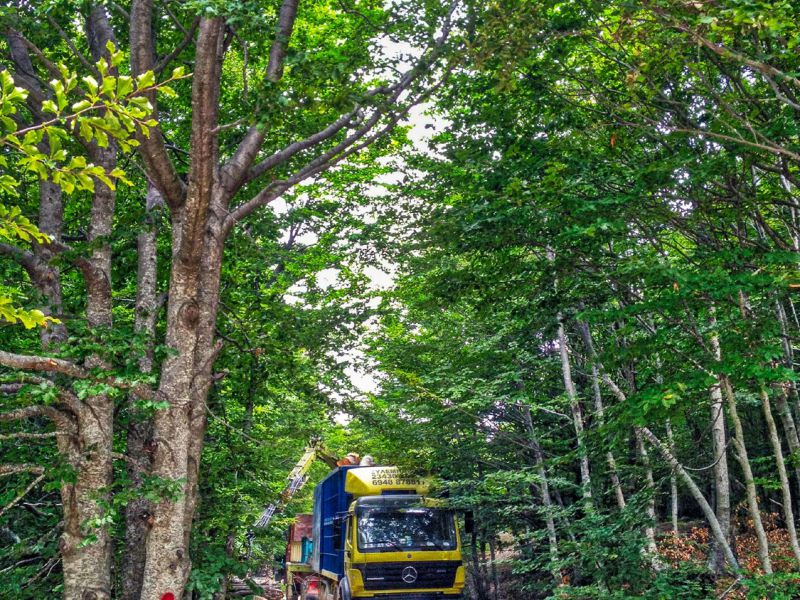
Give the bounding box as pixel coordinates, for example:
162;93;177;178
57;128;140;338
253;438;343;529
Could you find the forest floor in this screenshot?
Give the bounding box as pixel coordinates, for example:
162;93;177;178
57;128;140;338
658;513;799;598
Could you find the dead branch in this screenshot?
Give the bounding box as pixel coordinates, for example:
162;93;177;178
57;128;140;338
0;464;45;477
0;431;64;441
0;472;46;519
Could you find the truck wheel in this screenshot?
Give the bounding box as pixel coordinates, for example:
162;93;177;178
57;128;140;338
338;577;352;600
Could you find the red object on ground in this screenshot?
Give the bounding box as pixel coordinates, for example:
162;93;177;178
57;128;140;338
161;593;175;600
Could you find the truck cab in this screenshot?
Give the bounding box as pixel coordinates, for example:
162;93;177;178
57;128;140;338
309;466;465;600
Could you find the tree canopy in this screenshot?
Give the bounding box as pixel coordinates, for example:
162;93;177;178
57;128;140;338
2;0;800;599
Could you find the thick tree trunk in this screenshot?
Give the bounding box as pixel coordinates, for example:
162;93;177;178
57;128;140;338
139;18;225;599
121;186;162;600
59;397;114;600
60;10;118;600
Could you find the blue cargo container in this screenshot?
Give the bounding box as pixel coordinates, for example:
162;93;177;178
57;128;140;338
311;466;358;578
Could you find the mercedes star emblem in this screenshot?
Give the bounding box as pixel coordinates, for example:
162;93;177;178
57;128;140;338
401;566;418;584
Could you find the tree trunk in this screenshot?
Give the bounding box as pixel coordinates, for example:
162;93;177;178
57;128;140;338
121;186;162;600
521;405;560;585
601;374;739;571
665;419;679;533
577;321;626;510
707;310;732;573
488;537;500;600
759;387;800;565
34;180;67;347
469;531;490;600
139;18;226;599
557;317;593;509
773;386;800;509
721;378;772;573
707;382;732;573
638;426;740;573
4;30;67;347
61;9;117;599
634;429;660;562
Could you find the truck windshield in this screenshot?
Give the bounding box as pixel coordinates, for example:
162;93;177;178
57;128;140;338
356;507;457;553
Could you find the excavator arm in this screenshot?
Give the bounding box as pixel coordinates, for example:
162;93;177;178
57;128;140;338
254;438;340;528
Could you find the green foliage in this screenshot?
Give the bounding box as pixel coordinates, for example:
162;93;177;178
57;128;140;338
0;44;178;330
3;0;800;598
742;572;800;600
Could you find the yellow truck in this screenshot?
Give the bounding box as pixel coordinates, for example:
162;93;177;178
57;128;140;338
285;465;466;600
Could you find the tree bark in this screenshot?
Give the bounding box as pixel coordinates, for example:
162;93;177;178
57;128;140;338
121;185;163;600
665;419;679;533
60;8;118;599
721;378;772;573
4;29;67;347
759;387;800;565
577;321;626;510
138;17;226;599
638;426;740;573
773;385;800;509
633;429;660;561
521;405;560;585
557;317;593;509
707;383;732;573
707;316;732;574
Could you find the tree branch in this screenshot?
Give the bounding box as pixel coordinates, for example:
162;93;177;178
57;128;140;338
154;16;200;74
0;350;162;402
46;16;98;77
0;351;86;379
0;242;40;277
267;0;300;82
0;464;44;477
670;127;800;164
220;0;458;201
224;63;452;232
0;472;46;520
130;0;187;209
244;108;361;184
0;431;63;441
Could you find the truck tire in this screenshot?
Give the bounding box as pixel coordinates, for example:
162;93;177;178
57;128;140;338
338;577;352;600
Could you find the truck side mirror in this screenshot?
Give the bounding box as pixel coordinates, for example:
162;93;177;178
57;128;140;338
333;515;345;550
464;511;474;535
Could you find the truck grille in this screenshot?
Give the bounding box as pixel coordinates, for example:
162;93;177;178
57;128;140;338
360;561;460;591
